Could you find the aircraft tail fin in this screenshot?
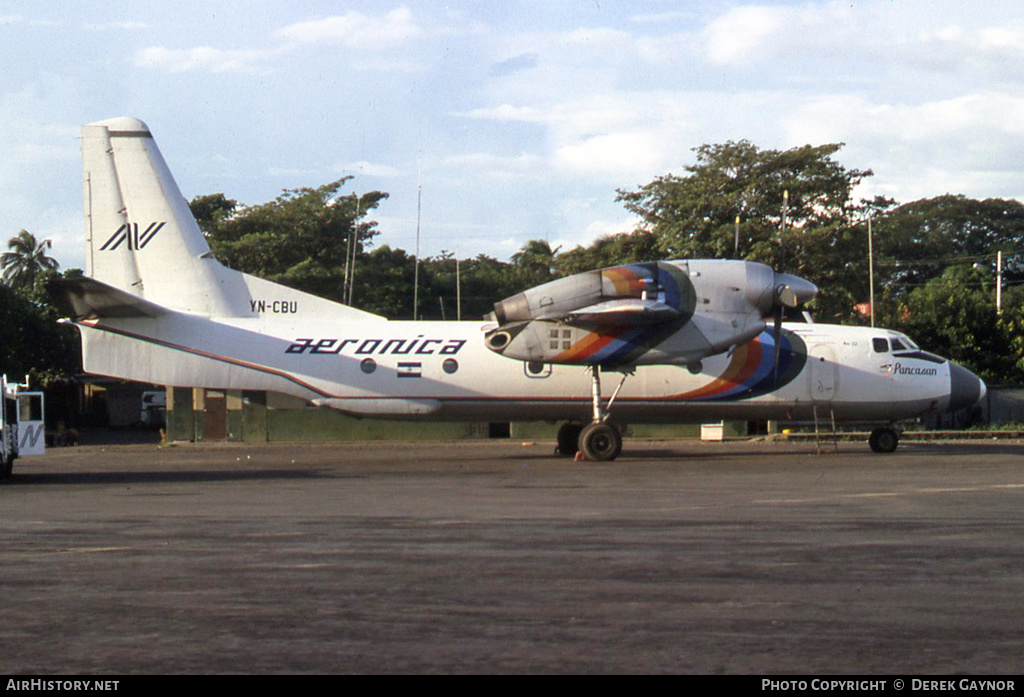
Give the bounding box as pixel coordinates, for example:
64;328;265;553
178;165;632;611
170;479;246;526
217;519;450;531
82;117;248;316
81;117;382;321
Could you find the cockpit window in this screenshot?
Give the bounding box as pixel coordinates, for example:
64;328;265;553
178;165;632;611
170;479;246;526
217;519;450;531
872;337;889;353
891;338;907;351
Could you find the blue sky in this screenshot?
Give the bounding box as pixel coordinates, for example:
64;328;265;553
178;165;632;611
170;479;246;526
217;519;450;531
3;1;1024;272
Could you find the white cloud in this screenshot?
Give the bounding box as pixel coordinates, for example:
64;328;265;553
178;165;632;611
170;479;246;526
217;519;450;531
334;160;405;178
700;0;1024;82
133;45;282;74
555;132;663;179
131;7;433;75
278;7;423;49
703;5;791;65
464;104;546;123
551;213;641;254
776;91;1024;203
441;151;544;176
630;10;697;25
83;21;148;31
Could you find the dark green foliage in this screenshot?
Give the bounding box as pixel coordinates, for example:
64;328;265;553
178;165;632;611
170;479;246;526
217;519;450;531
2;230;60;290
886;266;1021;384
0;271;81;387
870;195;1024;292
193;179;388;303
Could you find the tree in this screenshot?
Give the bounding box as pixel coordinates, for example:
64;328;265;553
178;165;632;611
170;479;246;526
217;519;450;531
0;269;81;387
349;245;417;318
190;193;238;234
554;230;660;275
2;230;60;290
510;239;559;287
193;179;388;303
997;288;1024;385
869;195;1024;295
890;265;1020;384
616;141;873;320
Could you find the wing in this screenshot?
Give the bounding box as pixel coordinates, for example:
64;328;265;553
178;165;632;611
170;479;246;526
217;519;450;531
564;298;681;325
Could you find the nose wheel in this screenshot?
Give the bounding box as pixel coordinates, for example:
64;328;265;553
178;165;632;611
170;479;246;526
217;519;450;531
868;426;900;453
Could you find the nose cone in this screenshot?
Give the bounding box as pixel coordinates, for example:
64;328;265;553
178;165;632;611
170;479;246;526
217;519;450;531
948;362;986;411
773;272;818;308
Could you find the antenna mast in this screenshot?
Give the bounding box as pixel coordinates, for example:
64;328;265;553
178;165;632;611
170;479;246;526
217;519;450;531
413;181;421;320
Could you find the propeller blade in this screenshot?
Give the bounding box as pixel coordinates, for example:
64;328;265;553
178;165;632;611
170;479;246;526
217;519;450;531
772;307;783;386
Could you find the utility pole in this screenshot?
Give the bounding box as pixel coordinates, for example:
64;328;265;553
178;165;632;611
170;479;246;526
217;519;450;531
414;182;421;321
868;214;875;328
779;190;788;271
997;250;1003;314
344;194;360;306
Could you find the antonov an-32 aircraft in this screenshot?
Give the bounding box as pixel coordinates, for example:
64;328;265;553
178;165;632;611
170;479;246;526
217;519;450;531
49;117;986;460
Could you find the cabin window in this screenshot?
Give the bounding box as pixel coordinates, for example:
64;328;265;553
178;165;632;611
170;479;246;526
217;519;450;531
872;337;889;353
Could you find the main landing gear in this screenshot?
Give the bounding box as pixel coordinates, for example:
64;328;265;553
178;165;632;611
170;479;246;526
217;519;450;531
557;366;629;461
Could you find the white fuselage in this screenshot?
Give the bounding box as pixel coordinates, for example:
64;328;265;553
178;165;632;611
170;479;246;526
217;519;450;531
75;311;968;425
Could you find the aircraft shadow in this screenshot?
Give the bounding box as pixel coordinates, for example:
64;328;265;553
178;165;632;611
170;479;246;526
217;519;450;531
6;468;337;487
898;441;1024;456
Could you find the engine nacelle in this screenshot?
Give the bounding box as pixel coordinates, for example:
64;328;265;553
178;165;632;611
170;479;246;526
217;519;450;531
484;259;817;368
491;263;670;324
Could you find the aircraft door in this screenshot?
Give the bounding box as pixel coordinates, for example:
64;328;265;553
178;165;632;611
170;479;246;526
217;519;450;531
809;344;837;403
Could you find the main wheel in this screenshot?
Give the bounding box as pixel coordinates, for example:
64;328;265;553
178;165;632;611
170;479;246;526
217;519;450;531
578;422;622;461
869;427;899;454
1;454;13;480
556;423;582;457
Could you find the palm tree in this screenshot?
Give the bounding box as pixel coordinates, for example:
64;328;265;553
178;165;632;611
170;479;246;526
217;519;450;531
511;239;560;285
1;230;60;289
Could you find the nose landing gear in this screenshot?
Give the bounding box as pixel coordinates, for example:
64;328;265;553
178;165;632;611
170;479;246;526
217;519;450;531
868;426;900;453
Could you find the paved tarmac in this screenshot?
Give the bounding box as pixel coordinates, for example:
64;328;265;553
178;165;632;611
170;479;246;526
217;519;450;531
2;438;1023;674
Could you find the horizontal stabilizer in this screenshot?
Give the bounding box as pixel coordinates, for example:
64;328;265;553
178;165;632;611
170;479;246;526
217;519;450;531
47;277;168;319
565;298;681;325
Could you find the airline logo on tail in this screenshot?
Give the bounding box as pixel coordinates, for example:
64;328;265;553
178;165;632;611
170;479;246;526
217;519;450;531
99;222;167;251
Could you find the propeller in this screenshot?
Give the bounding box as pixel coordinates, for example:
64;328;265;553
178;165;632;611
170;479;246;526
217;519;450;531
768;190;821;385
772;305;784;385
773;190;790;385
770;276;816;384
